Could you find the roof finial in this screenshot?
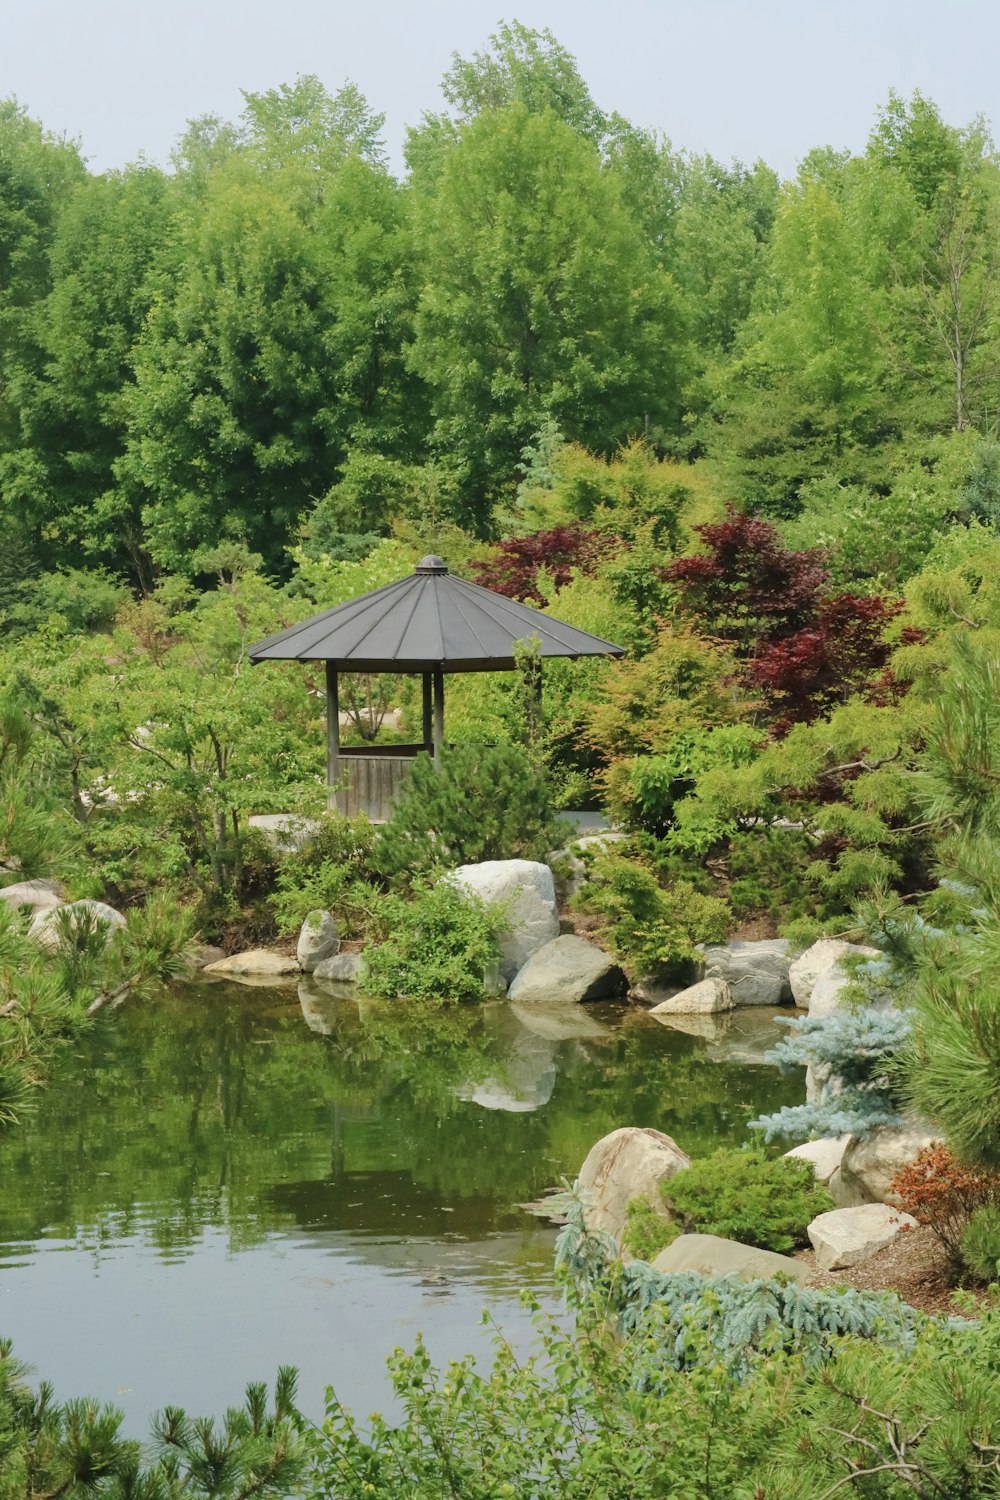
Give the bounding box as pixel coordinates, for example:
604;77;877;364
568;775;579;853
416;555;448;574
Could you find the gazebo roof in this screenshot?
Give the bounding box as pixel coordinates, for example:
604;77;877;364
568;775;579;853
249;556;625;673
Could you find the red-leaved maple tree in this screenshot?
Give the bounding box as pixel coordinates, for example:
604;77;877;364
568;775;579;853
470;525;608;606
664;505;903;727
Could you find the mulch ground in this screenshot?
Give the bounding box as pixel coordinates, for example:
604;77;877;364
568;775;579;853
795;1224;993;1317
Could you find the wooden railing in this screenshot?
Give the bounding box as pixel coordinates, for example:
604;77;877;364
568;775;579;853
332;744;428;822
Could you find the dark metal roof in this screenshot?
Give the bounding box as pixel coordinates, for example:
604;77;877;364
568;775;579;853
250;555;626;673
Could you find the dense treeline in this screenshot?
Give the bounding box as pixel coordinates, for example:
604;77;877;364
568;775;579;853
3;22;1000;598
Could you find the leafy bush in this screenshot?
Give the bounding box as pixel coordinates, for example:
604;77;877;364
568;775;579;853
605;725;762;837
271;814;380;937
575;848;728;979
962;1204;1000;1281
373;743;562;883
659;1145;832;1253
890;1143;1000;1270
621;1195;679;1261
359;880;507;1002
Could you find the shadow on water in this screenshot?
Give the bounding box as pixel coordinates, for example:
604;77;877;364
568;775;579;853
0;980;802;1430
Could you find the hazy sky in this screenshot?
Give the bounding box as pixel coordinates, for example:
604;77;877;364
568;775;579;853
4;0;1000;178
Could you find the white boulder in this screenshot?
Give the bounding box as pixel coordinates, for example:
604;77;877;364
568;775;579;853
296;910;340;973
451;859;559;982
783;1135;850;1184
652;1232;810;1284
0;878;65;919
703;939;792;1007
840;1123;938;1206
808;1203;917;1271
507;935;625;1004
312;951;364;987
578;1126;690;1243
204;949;300;978
649;978;733;1016
789;939;879;1010
29;898;126;952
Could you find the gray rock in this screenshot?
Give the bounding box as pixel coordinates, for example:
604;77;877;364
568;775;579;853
451;859;559;982
188;943;226;970
0;878;65;918
578;1126;690;1243
649;977;733;1016
29;898;126;952
703;939;792;1007
808;1203;917;1271
783;1135;850;1184
840;1123;938;1205
507;934;625;1004
296;910;340;973
789;939;879;1010
247;814;322;854
204;949;301;977
312;951;364;986
652;1232;810;1284
808;967;853;1020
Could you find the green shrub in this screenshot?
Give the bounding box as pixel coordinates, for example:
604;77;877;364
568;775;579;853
962;1205;1000;1281
621;1195;679;1261
359;880;507;1003
660;1146;832;1253
575;848;728;979
271;814;380;937
373;743;562;884
607;726;762;837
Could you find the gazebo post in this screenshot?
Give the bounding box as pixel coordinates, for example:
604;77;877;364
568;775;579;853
325;662;340;807
432;666;445;768
421;671;433;754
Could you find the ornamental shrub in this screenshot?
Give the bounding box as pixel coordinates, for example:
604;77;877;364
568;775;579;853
372;743;562;884
359;880;507;1003
659;1145;832;1253
962;1204;1000;1281
271;814;381;937
890;1143;1000;1270
621;1195;679;1262
574;847;728;979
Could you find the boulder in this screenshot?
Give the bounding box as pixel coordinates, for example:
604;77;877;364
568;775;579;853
204;949;301;977
247;814;321;854
840;1123;938;1206
451;860;559;982
29;898;126;952
312;951;364;987
296;910;340;973
649;978;733;1016
547;832;625;902
702;939;792;1007
808;967;854;1020
578;1126;690;1243
808;1203;918;1271
652;1232;810;1285
0;878;65;918
789;939;880;1010
188;943;226;970
507;935;625;1004
783;1135;850;1184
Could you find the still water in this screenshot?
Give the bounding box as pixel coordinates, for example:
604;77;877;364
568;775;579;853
0;981;801;1431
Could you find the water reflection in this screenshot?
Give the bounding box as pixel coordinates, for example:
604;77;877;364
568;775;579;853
0;983;801;1428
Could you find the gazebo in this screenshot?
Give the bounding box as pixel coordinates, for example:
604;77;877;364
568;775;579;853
249;555;625;820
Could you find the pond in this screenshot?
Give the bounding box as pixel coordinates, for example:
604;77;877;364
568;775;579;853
0;981;802;1432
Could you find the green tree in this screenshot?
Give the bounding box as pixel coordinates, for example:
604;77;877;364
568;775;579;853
408;103;680;524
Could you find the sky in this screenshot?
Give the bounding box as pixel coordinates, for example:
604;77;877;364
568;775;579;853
3;0;1000;179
